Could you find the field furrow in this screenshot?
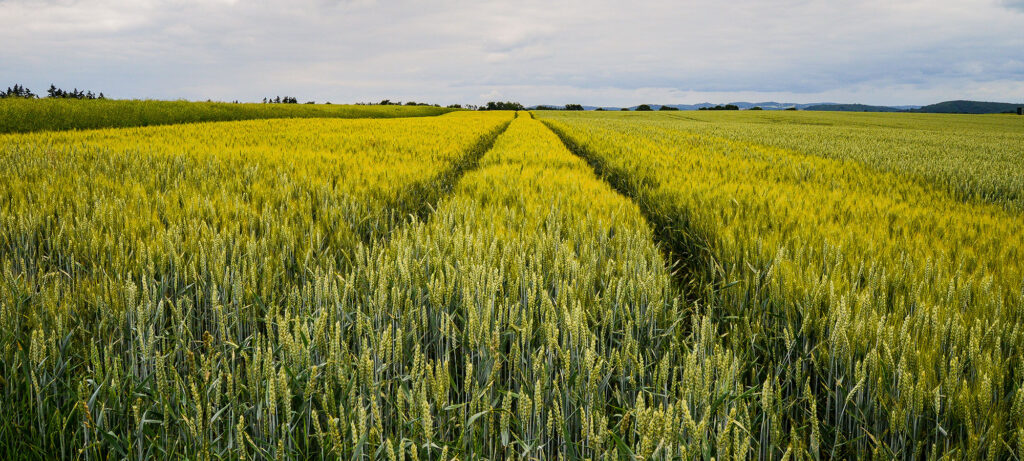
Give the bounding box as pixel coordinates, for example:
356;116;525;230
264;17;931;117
317;115;760;458
539;111;1024;459
3;105;1020;459
0;111;512;457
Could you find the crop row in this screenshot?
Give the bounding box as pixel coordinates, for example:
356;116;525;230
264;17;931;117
651;110;1024;210
0;111;511;458
3;107;1020;459
323;116;750;458
540;111;1024;459
0;98;455;134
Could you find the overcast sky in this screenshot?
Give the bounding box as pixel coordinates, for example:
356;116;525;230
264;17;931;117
1;0;1022;106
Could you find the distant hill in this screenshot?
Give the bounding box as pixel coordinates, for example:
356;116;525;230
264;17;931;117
804;103;910;112
527;105;619;111
529;100;1022;113
914;100;1023;114
645;102;853;111
531;102;820;111
655;102;823;110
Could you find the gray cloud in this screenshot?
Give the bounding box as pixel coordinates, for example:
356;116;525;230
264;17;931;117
1004;0;1024;10
0;0;1021;106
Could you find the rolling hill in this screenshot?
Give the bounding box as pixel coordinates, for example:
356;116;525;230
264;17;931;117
530;100;1021;113
804;103;909;112
914;100;1023;114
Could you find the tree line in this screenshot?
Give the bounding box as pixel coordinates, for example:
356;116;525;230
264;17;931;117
1;84;105;100
0;84;35;98
699;104;740;110
263;96;299;104
481;101;524;110
352;99;450;107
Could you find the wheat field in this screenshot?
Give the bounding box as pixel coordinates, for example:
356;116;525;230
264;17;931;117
1;107;1022;459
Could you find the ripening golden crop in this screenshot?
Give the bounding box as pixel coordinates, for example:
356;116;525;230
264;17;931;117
0;98;455;133
0;111;510;314
655;109;1024;210
332;116;759;458
539;109;1024;458
3;104;1021;459
0;111;512;457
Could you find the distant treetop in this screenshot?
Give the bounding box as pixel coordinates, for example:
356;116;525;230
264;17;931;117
1;84;36;99
483;101;525;111
1;84;108;100
699;104;739;111
47;84;104;99
264;96;299;104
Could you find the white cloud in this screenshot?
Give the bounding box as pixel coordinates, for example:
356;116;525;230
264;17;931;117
0;0;1021;105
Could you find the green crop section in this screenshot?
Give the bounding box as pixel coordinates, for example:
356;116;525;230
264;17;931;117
0;111;513;458
546;110;1024;210
540;111;1024;459
2;107;1021;459
0;98;456;134
325;116;703;458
